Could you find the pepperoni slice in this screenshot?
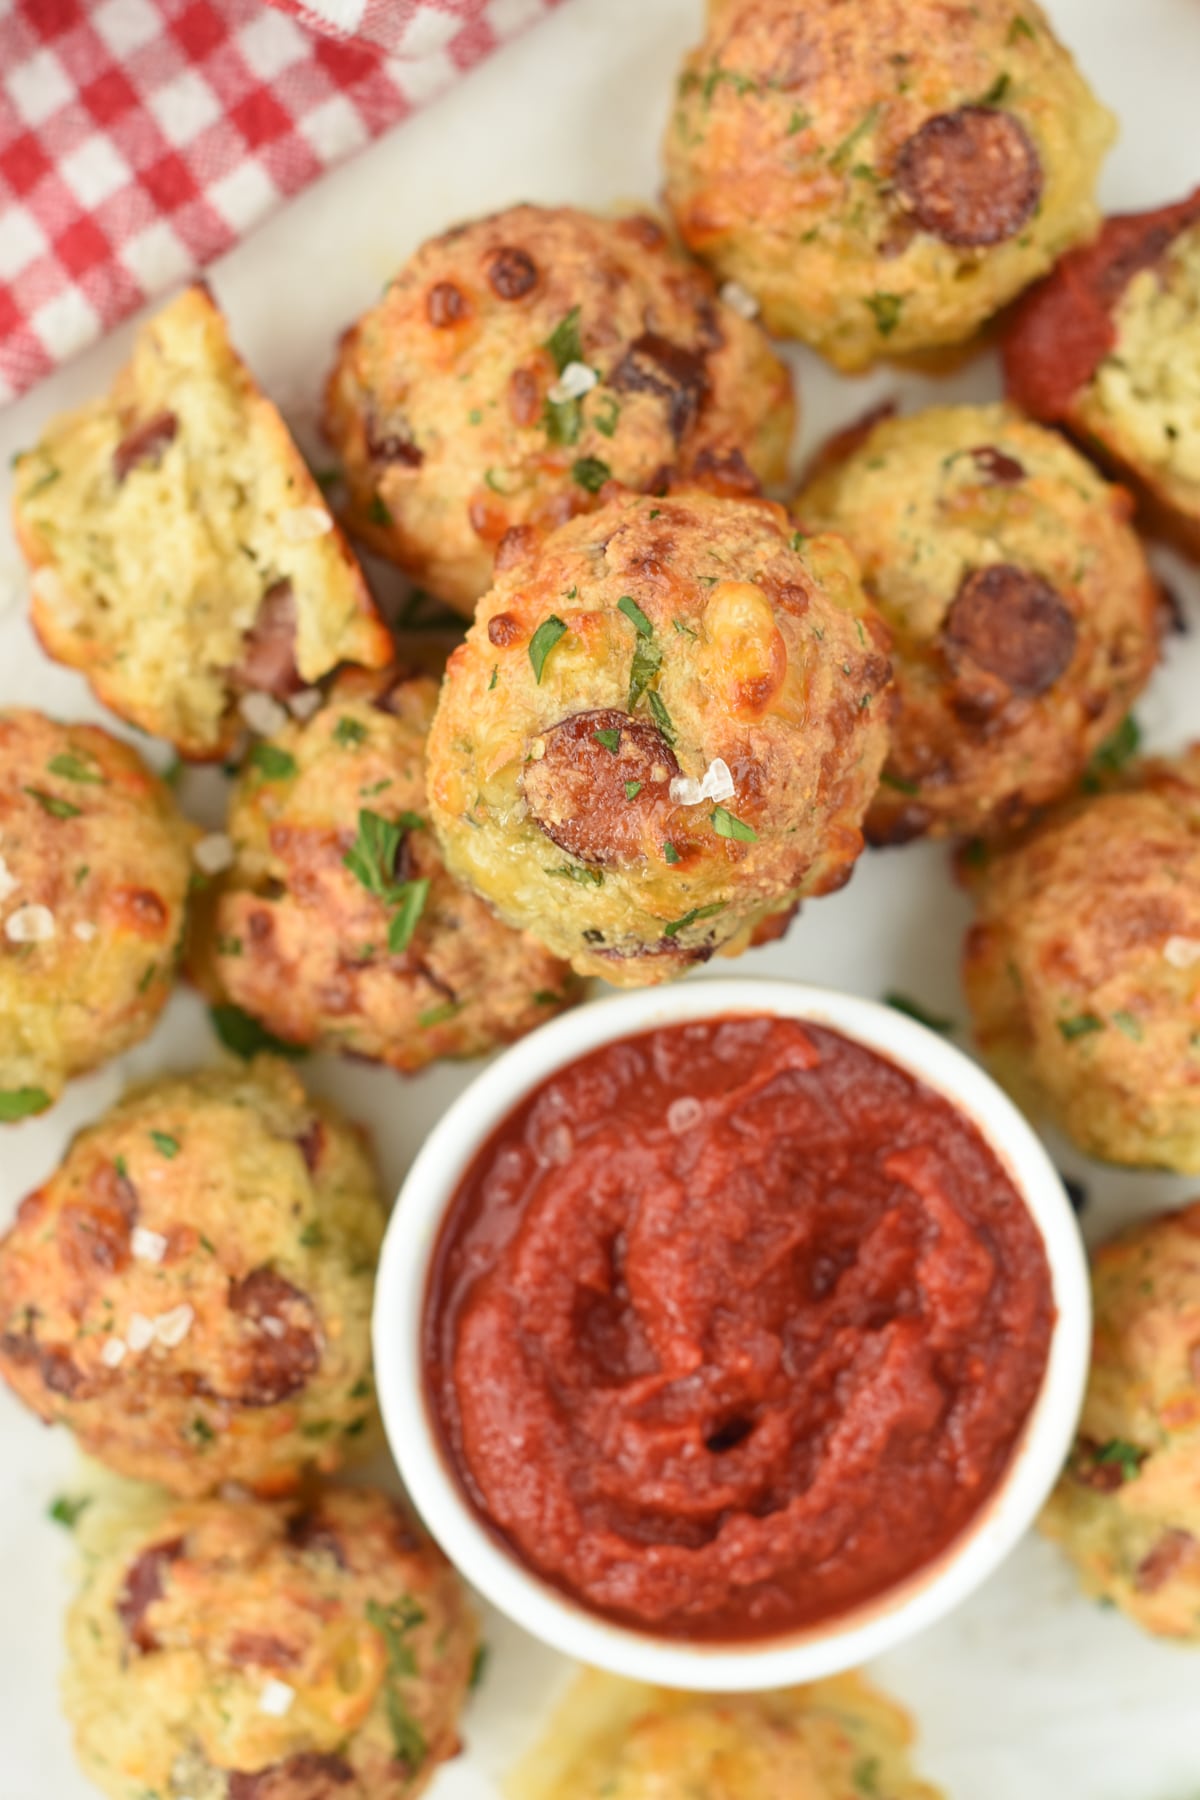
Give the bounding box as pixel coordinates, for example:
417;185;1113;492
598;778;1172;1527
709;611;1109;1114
232;581;303;699
610;334;711;441
227;1754;358;1800
117;1537;185;1652
522;710;681;867
113;411;178;483
893;107;1042;248
227;1267;320;1407
943;565;1076;697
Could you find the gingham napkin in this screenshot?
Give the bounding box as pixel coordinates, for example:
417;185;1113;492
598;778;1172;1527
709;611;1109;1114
0;0;563;409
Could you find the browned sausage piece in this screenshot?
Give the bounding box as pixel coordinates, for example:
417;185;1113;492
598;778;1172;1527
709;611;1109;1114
427;282;469;328
943;565;1076;696
117;1537;185;1652
969;445;1026;484
1134;1528;1196;1593
610;334;711;441
227;1267;320;1407
488;247;539;300
286;1507;348;1567
113;411;178;483
232;580;303;699
893;107;1042;248
227;1753;359;1800
522;709;680;867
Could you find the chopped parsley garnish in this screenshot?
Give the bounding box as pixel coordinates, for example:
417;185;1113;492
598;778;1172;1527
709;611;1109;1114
366;1598;429;1771
334;717;368;748
647;690;676;744
248;742;296;780
624;780;643;800
342;810;429;953
865;292;904;336
663;841;682;864
545;306;583;373
593;394;620;437
627;633;663;709
1083;714;1140;788
137;963;157;994
298;1222;325;1248
1093;1439;1145;1482
1007;14;1035;41
787;107;811;135
593;727;621;753
663;902;725;939
854;1756;882;1796
47;752;104;784
388;878;431;954
368;494;393;527
1112;1010;1144;1041
711;806;757;842
488;665;498;691
529;615;567;683
884;992;955;1034
979;71;1011;106
544;395;582;446
149;1131;179;1159
48;1494;91;1530
829;102;881;169
790;531;807;551
24;786;81;819
419;1001;462;1028
672;617;698;638
216;934;242;957
572;456;611;493
550;864;604;887
469;1644;490;1689
210;1004;308;1062
0;1087;50;1122
188;1416;216;1445
880;770;920;795
1058;1013;1104;1041
617;595;654;637
534;989;565;1005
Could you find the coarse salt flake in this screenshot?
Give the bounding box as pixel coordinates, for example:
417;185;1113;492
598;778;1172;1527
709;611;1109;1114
0;854;17;903
193;833;235;875
280;506;333;544
155;1304;194;1348
288;689;324;721
5;903;55;944
720;279;760;320
1164;935;1200;969
548;361;597;404
73;920;97;942
259;1679;295;1717
260;1316;286;1340
100;1337;127;1369
126;1313;155;1352
667;1096;704;1134
670;758;735;807
239;692;290;736
131;1226;168;1265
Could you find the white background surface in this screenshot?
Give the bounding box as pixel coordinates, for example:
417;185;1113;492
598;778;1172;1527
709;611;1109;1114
1;1;1199;1795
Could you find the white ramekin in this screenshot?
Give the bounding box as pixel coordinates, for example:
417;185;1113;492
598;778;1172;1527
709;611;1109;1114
373;977;1090;1692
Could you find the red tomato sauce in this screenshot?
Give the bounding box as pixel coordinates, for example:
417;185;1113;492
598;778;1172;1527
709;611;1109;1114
424;1014;1055;1640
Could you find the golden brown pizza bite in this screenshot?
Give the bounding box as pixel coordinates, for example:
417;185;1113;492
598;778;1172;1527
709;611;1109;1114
424;488;891;986
962;746;1200;1170
662;0;1115;371
64;1485;477;1800
1003;187;1200;557
1041;1203;1200;1639
0;709;195;1121
323;204;794;613
11;286;392;758
796;404;1160;841
193;665;579;1070
0;1059;383;1493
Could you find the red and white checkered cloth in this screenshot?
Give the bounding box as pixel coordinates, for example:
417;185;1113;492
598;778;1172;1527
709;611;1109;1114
0;0;563;408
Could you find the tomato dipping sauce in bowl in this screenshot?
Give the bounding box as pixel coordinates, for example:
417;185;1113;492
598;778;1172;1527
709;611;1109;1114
374;980;1090;1690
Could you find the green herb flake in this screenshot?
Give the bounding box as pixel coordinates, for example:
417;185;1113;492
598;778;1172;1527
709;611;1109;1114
534;989;565;1006
419;1001;462;1028
344;810;408;902
488;665;498;691
790;531;807;552
628;634;663;710
48;1494;91;1530
880;771;920;796
210;1004;308;1061
672;617;698;639
550;864;604;887
865;292;904;337
854;1756;882;1796
571;456;611;494
0;1087;51;1122
47;752;105;785
617;594;654;637
624;780;643;800
543;393;582;445
334;717;367;748
24;786;81;819
545;306;584;374
1058;1013;1105;1042
884;992;955;1034
149;1131;179;1159
188;1416;216;1445
387;878;431;954
593;393;620;438
1094;1438;1145;1482
366;1595;427;1678
385;1690;427;1773
663;841;682;864
979;71;1012;105
298;1222;325;1249
368;494;393;527
137;963;157;994
663;902;725;939
469;1644;490;1690
829;102;881;169
1112;1010;1144;1042
593;727;621;753
1007;14;1035;42
249;742;296;780
787;107;811;135
647;690;675;744
711;806;758;843
1084;714;1140;788
114;1156;129;1180
529;615;567;684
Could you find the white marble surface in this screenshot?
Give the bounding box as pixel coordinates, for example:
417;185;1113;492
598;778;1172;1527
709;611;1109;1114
2;1;1200;1794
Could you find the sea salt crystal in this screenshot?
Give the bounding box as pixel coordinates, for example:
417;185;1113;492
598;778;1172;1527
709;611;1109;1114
667;1096;704;1134
288;689;324;721
100;1337;127;1369
5;903;55;943
280;506;332;544
155;1304;194;1348
258;1680;295;1717
126;1313;155;1352
73;920;97;942
1164;935;1200;969
239;691;289;736
193;833;235;875
260;1316;286;1340
548;361;597;404
131;1227;168;1265
0;854;17;903
720;279;760;320
669;758;735;807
